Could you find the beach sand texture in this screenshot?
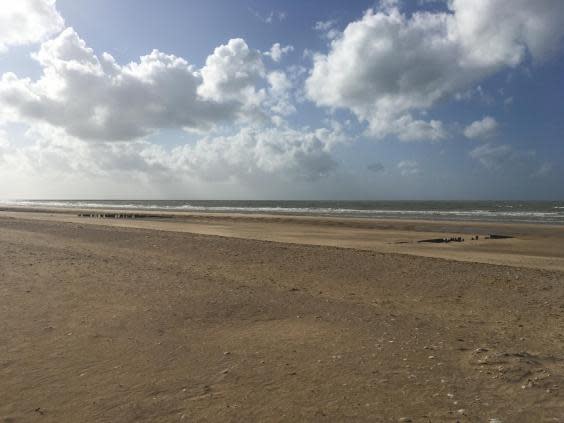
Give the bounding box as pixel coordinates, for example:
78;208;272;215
1;209;564;421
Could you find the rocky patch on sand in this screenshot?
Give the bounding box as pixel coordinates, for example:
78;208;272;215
469;347;564;392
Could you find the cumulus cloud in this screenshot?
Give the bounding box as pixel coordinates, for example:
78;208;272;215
198;38;265;105
0;0;64;52
265;43;294;62
0;29;268;141
0;21;353;189
305;1;564;141
397;160;419;176
463;116;498;139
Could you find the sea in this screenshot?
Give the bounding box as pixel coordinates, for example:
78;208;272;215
2;199;564;224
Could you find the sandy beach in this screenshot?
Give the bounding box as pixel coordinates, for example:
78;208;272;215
1;208;564;422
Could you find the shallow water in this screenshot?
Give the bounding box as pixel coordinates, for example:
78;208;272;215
3;199;564;224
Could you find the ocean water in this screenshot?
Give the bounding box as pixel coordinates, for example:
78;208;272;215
2;199;564;224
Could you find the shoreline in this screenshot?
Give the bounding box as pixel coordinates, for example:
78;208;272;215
2;205;564;272
3;203;564;228
2;202;564;225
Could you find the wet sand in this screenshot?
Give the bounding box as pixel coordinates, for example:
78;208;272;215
3;206;564;271
1;209;564;421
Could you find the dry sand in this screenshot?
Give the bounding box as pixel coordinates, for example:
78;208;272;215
1;208;564;422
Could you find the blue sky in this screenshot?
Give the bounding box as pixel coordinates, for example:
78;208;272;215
0;0;562;199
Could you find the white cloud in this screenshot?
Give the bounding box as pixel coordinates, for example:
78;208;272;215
306;1;564;141
1;123;344;184
0;23;354;189
469;144;512;170
1;2;561;198
0;29;269;141
389;115;446;142
267;71;292;95
314;20;340;40
397;160;420;176
0;0;64;52
265;43;294;62
468;143;544;174
314;20;336;32
198;38;265;105
162;127;339;181
0;129;9;163
0;128;7;146
455;85;494;104
249;9;287;24
463;116;498;139
265;71;296;117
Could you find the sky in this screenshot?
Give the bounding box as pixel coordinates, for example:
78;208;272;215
0;0;563;200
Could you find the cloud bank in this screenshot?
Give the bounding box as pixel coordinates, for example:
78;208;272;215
0;123;343;185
